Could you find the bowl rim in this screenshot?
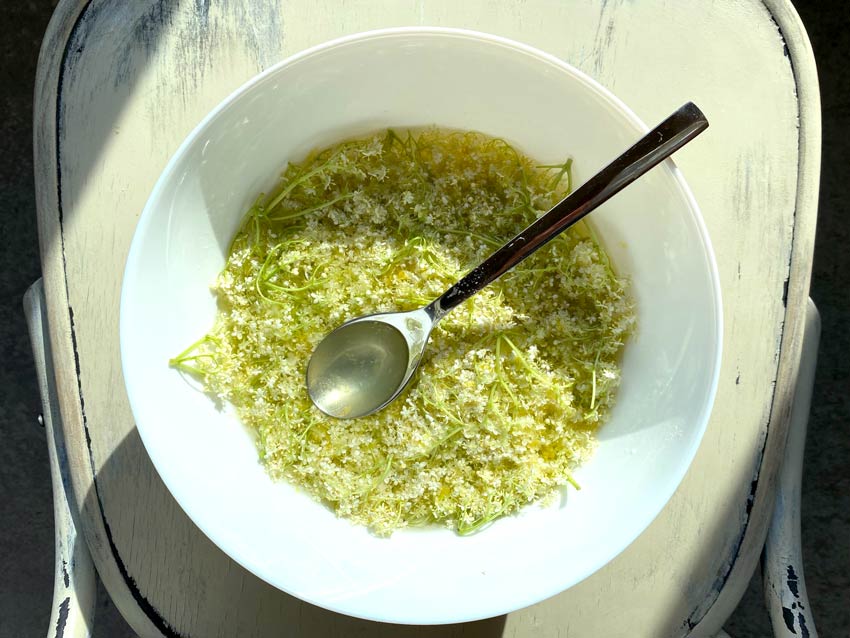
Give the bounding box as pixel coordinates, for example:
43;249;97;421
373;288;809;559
121;25;723;624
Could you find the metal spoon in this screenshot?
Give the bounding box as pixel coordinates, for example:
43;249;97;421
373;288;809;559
307;102;708;419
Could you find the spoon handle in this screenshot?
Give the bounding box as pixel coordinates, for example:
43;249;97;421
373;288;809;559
429;102;709;318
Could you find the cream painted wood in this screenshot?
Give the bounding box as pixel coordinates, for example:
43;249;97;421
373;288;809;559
25;281;96;638
33;1;819;636
764;300;820;638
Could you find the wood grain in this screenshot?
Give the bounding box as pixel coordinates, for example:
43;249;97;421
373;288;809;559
33;1;819;636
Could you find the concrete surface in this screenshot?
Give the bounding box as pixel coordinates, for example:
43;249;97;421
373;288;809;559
0;1;846;636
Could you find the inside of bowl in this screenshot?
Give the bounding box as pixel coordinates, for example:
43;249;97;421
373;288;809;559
122;29;721;624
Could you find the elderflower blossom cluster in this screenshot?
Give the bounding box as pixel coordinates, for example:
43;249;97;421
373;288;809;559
178;129;635;535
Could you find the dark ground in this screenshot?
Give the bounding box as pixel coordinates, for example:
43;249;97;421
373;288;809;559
0;1;846;636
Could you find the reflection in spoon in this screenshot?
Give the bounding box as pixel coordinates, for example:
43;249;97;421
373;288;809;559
306;321;409;418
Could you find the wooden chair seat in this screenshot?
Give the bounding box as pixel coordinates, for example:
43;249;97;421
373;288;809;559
31;1;820;635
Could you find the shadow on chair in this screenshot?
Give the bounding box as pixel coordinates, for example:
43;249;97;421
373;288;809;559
82;426;508;637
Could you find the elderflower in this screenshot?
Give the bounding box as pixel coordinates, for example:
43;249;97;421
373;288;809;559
171;128;635;536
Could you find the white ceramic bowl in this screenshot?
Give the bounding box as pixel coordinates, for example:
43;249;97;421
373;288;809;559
121;28;722;624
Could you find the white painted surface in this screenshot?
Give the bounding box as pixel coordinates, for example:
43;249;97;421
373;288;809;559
33;1;820;636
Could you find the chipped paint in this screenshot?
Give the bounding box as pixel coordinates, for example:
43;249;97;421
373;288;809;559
783;605;796;633
787;564;800;597
54;596;70;638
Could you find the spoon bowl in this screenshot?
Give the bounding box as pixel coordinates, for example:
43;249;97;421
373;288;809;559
307;308;433;418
